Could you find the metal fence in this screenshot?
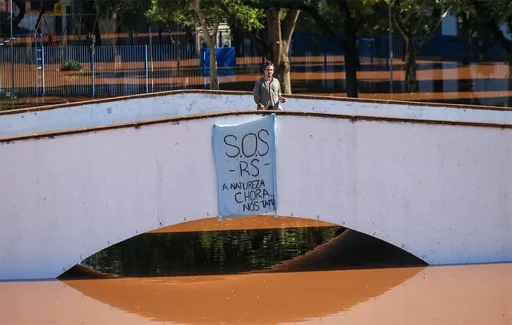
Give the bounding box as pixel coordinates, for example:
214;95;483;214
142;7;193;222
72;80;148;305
0;43;205;99
0;37;391;100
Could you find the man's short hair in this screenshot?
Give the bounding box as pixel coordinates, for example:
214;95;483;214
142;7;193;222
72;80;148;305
263;61;274;70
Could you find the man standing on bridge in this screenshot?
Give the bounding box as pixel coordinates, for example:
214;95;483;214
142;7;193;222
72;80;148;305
253;61;287;110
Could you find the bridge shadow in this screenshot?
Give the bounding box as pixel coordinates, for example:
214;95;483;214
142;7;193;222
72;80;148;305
259;228;427;273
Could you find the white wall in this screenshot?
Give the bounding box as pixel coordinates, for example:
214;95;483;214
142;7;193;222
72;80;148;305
1;113;511;280
1;91;511;138
0;92;252;138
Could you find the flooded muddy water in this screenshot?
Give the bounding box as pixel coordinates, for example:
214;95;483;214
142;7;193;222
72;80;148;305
1;263;510;325
1;58;510;324
1;223;511;325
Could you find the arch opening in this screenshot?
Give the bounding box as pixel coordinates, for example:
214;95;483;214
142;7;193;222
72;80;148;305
58;215;427;280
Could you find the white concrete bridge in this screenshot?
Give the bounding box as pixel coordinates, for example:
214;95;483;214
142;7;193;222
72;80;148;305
0;91;511;280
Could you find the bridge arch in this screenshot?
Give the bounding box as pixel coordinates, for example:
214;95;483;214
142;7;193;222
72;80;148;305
1;111;511;280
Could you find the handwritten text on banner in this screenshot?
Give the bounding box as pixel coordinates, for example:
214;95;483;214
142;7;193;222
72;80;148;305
212;114;278;217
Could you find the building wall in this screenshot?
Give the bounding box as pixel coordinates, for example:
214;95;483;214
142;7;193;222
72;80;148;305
441;14;458;37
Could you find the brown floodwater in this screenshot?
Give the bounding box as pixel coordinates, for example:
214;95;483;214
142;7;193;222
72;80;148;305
1;263;510;325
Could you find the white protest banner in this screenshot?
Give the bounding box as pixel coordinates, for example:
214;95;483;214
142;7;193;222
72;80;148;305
212;114;278;217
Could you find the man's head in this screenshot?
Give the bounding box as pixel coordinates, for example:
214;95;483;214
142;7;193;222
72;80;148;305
263;61;274;79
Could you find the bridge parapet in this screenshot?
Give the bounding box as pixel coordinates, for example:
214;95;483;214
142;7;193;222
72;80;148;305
1;90;511;139
1;109;510;280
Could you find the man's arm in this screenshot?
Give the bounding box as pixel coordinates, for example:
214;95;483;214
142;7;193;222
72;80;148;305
277;80;287;103
253;80;265;110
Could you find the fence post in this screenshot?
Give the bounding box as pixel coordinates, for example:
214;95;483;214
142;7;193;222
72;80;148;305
33;35;37;99
89;33;96;98
149;27;154;93
370;39;374;65
324;48;327;71
41;41;45;98
10;0;14;100
144;45;149;93
91;51;95;97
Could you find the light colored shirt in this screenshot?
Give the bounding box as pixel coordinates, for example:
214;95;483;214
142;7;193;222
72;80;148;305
252;77;282;110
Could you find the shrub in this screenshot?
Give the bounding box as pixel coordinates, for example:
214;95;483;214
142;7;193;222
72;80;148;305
61;60;83;72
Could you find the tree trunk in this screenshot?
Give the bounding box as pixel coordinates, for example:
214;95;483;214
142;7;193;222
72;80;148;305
189;0;219;90
339;0;359;98
463;36;472;66
266;8;281;66
12;0;26;26
262;7;299;94
267;8;300;94
278;1;360;98
404;38;417;92
344;37;359;98
343;22;359;98
266;8;290;93
83;0;101;46
208;43;219;90
277;40;292;94
459;13;473;66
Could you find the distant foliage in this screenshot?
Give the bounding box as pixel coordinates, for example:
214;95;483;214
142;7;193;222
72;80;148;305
60;60;83;72
0;11;30;38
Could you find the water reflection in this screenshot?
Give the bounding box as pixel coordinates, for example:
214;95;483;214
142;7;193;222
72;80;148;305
82;227;344;277
65;267;425;325
2;263;510;325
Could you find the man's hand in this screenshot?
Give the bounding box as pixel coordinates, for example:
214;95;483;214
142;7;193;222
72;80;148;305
257;104;265;110
279;96;287;103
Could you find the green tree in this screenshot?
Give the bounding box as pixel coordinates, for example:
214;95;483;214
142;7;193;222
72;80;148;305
0;0;32;37
189;0;224;90
12;0;26;26
266;7;300;95
236;0;300;94
389;0;451;92
469;0;511;74
94;0;152;46
81;0;102;46
146;0;226;90
146;0;257;90
286;0;385;98
449;0;478;65
448;0;510;66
